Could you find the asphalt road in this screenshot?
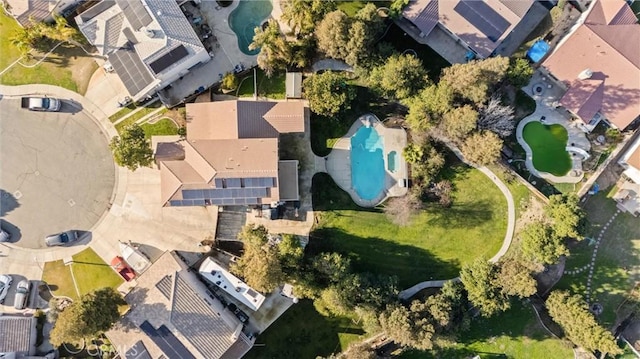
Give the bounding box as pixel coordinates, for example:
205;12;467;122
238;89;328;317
0;98;115;249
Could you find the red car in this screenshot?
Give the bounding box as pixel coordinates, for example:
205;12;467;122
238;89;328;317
111;256;136;281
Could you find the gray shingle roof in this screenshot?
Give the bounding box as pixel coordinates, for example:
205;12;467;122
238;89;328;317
170;272;238;359
0;316;33;354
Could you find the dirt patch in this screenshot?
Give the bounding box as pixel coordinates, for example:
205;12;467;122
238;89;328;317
515;197;547;233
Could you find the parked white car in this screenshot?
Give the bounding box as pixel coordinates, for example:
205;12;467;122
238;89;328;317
0;275;13;304
14;280;30;310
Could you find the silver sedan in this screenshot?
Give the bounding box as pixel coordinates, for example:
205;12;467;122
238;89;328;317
44;230;79;247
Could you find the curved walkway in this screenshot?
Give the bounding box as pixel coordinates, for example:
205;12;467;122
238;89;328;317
398;140;515;300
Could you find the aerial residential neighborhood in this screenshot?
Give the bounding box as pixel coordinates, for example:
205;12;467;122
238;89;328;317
0;0;639;358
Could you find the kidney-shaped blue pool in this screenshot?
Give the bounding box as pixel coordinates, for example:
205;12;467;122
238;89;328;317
351;126;385;201
228;0;273;55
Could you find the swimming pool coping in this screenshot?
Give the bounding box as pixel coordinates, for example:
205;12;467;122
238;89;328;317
325;114;409;207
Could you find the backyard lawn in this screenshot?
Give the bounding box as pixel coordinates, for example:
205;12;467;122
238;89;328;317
522;121;572;176
141;118;179;139
41;248;124;300
556;187;640;327
245;300;365;359
399;301;573;358
0;12;97;94
311;160;507;288
236;69;286;99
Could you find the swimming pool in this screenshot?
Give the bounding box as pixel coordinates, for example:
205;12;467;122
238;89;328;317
228;0;273;56
351;126;385;201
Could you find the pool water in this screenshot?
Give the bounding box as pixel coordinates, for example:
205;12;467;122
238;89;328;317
522;121;572;176
228;0;273;56
351;126;385;200
387;151;397;173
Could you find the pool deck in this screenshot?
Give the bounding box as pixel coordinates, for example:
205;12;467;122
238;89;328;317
516;105;591;184
325;114;408;207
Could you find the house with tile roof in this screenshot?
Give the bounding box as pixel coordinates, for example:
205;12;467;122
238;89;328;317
107;251;255;359
5;0;81;27
542;0;640;132
75;0;210;102
399;0;548;63
614;135;640;216
155;100;305;208
0;316;36;357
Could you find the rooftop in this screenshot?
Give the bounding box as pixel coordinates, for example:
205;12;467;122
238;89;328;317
0;316;35;355
403;0;534;57
543;0;640;130
199;257;266;311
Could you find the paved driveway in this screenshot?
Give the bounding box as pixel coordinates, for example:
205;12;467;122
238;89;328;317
0;98;115;249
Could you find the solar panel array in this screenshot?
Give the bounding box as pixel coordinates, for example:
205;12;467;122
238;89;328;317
108;48;155;96
116;0;152;31
454;0;511;42
149;45;189;74
170;177;276;207
140;321;196;359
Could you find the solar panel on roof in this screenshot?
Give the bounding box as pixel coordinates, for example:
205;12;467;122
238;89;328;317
222;189;233;198
211;189;223;199
182;189;204;200
193;199;205;206
454;0;510;42
149;45;189;74
139;321;196;359
222;198;235;205
80;0;116;22
227;178;242;188
234;198;246;205
125;340;152;359
170;200;181;207
246;198;259;205
182;199;193;206
108;48;155;96
116;0;152;31
214;178;224;188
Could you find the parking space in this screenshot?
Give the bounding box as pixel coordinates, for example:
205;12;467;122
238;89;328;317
0;98;115;249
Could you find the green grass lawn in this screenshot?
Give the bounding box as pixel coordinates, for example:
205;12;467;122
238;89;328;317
337;1;367;16
141;118;178;139
311;160;506;288
236;69;286;99
41;248;124;300
108;105;138;123
522;121;572;176
0;12;96;94
399;301;573;359
245;300;365;359
114;106;165;134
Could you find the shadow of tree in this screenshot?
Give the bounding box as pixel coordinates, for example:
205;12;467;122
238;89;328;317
0;189;20;217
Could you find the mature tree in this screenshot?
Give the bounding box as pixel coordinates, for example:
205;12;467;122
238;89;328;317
311;252;352;284
303;71;356;116
280;0;336;36
369;54;429;100
403;141;445;186
405;83;454;130
383;188;423;226
477;95;515;137
423;281;470;335
460;131;503;166
440;56;510;104
250;19;292;76
231;225;284;293
390;0;410;18
546;194;586;239
441;105;478;140
48;15;79;43
430;180;453;208
379;304;436;350
547;291;623;356
460;258;510;317
221;72;238;90
109;124;153;171
50;288;125;346
278;234;304;274
316;10;350;59
519;221;568;265
319;272;398;316
496;259;537;298
506;57;534;88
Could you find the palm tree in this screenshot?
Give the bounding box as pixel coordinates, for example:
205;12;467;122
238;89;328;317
9;27;37;58
281;0;335;36
49;15;79;43
249;20;291;76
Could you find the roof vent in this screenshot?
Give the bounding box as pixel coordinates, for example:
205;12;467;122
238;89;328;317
578;68;593;80
143;27;155;38
157;10;162;16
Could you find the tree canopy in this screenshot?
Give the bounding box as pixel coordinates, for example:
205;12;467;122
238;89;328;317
303;71;356;116
231;225;284;293
546;291;622;356
506;57;534;89
460;258;510;317
250;19;292;76
519;220;568;265
50;288;125;346
405;83;454;130
315;10;350;60
546;194;586;239
109;123;153;171
477;95;515;137
10;15;79;57
280;0;336;35
441;105;478;140
369;54;429;100
440;56;509;104
496;258;537;298
460;131;503;166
